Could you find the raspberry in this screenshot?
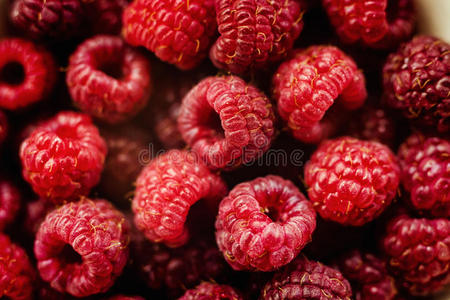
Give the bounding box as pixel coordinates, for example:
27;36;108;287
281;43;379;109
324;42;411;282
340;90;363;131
155;102;184;149
24;197;54;235
0;233;35;300
0;38;56;110
122;0;217;70
178;75;275;170
132;150;227;247
304;136;400;226
215;175;316;271
209;0;305;74
322;0;415;49
20;111;107;204
66;35;152;123
273;46;367;144
0;180;21;231
383;35;450;133
397;133;450;217
261;256;352;299
179;282;243;300
335;250;398;300
34;198;130;297
106;295;145;300
382;213;450;296
82;0;129;35
0;110;8;145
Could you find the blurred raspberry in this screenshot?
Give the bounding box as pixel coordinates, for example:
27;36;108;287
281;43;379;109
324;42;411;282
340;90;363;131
82;0;129;35
122;0;217;70
383;35;450;133
0;110;8;145
154;102;184;149
24;197;54;235
179;282;243;300
273;46;367;143
210;0;305;74
0;180;21;231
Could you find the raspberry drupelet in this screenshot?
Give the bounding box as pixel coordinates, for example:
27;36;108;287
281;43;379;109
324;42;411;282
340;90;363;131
178;75;275;170
322;0;415;49
67;35;152;123
122;0;217;70
20;111;107;204
382;213;450;296
179;282;243;300
209;0;305;74
305;137;400;226
132;150;227;247
0;38;56;110
397;133;449;217
273;46;367;144
215;175;316;271
383;35;450;133
34;199;130;297
0;233;35;300
261;256;352;300
0;180;21;231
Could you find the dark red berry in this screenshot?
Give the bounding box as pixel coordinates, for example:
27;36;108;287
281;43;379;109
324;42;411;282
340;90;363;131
179;282;243;300
0;180;21;231
82;0;129;35
24;197;54;235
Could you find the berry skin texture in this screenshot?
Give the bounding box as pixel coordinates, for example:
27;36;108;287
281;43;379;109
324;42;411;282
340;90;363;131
0;233;35;300
122;0;217;70
383;35;450;133
67;35;152;123
305;137;400;226
261;256;352;300
0;180;21;231
0;38;56;110
179;282;243;300
382;213;450;296
132;150;227;247
178;76;275;170
20;111;107;204
397;133;450;217
215;175;316;271
273;46;367;144
34;199;130;297
209;0;305;74
322;0;415;49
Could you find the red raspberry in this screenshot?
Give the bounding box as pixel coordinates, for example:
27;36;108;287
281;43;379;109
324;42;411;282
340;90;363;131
261;256;352;299
122;0;217;70
132;150;227;247
322;0;415;49
335;250;398;300
106;295;145;300
82;0;129;35
304;137;400;226
20;111;107;204
178;75;275;170
0;180;21;231
209;0;305;74
24;197;54;235
66;35;152;123
383;35;450;133
34;198;130;297
0;233;35;300
273;46;367;144
0;110;8;145
397;133;450;217
382;213;450;296
0;38;56;110
215;175;316;271
179;282;243;300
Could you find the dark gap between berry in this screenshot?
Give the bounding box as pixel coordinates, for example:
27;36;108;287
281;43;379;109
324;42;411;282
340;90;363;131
0;62;25;85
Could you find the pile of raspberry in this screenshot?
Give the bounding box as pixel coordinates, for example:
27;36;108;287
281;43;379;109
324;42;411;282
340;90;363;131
0;0;449;299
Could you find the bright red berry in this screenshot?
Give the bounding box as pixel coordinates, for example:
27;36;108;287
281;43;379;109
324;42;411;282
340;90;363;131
0;180;21;231
20;111;107;204
305;137;400;226
273;46;367;144
179;282;243;300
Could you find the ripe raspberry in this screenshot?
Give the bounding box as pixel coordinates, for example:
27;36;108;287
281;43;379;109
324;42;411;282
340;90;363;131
0;180;21;231
132;150;227;247
215;175;316;271
397;133;450;217
66;35;152;123
382;213;450;296
0;38;56;110
179;282;243;300
24;197;54;235
335;250;398;300
0;233;35;300
383;35;450;133
122;0;217;70
261;256;352;299
34;198;130;297
178;76;275;170
273;46;367;144
304;137;400;226
0;110;8;145
20;111;107;204
106;295;145;300
209;0;305;74
82;0;129;35
322;0;415;49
